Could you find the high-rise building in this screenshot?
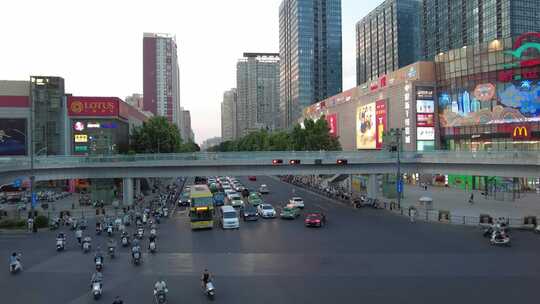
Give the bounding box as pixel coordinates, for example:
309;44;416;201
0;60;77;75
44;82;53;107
236;53;280;136
200;137;222;151
125;93;144;110
143;33;181;128
356;0;422;85
422;0;540;60
29;76;67;156
221;88;237;141
279;0;343;129
180;109;194;143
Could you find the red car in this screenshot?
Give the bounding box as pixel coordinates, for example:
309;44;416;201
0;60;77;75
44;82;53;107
248;176;257;181
305;212;326;227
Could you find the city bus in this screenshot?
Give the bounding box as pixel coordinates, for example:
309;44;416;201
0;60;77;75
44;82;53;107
189;184;214;229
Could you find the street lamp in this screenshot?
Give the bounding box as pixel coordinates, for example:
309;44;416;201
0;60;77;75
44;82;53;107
388;128;404;209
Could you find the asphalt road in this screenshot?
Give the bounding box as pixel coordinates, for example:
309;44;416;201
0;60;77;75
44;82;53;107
1;176;539;304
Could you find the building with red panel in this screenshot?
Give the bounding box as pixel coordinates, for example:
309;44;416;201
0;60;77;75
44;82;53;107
143;33;181;128
67;96;150;155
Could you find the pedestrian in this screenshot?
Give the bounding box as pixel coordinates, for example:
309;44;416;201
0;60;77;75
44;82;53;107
27;217;34;232
469;193;474;204
424;184;428;191
409;208;416;223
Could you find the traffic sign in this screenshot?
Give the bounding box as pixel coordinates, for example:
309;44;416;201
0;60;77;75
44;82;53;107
397;180;403;194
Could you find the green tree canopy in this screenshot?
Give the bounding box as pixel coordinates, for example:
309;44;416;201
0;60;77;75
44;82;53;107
130;116;182;153
208;116;341;152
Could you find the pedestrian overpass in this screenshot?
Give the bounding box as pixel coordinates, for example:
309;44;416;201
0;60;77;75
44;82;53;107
0;151;538;182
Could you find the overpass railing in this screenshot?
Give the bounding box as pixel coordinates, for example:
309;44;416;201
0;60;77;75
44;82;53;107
0;151;538;170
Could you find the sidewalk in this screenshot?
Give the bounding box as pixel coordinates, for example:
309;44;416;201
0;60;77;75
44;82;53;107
399;185;540;218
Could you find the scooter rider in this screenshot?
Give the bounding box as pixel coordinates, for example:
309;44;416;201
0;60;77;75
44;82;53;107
75;227;83;244
107;238;117;253
131;239;141;258
91;270;103;289
154;279;168;296
9;252;20;272
95;247;104;263
201;268;212;288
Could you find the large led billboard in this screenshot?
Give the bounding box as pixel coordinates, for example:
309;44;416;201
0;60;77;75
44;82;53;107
356;103;376;149
0;119;27;156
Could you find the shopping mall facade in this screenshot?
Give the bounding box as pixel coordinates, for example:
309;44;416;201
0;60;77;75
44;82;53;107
303;32;540;194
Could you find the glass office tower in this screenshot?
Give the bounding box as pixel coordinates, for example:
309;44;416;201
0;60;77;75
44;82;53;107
356;0;422;85
422;0;540;60
279;0;343;129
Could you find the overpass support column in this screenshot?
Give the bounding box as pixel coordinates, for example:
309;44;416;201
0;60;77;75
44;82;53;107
135;179;141;197
123;178;134;207
367;174;378;198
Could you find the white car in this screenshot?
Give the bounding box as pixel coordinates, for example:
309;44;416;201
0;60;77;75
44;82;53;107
229;194;244;208
289;197;304;209
259;184;269;194
257;204;276;218
220;206;240;229
225;190;237;198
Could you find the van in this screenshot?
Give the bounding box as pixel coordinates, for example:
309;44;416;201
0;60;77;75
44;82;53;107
220;205;240;229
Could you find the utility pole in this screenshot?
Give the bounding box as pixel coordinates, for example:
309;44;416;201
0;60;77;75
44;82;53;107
29;79;35;222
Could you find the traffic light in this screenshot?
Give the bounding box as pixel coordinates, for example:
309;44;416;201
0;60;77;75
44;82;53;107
272;159;283;165
289;159;301;165
336;159;348;165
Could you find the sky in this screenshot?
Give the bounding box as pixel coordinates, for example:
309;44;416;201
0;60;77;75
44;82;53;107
0;0;383;144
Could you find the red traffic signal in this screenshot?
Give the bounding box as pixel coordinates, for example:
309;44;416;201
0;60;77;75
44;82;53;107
336;159;348;165
289;159;301;165
272;159;283;165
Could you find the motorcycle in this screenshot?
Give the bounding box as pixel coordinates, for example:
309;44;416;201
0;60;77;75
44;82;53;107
132;251;141;265
56;238;65;251
204;281;215;299
154;289;167;304
107;225;113;237
96;226;103;236
121;236;129;247
163;208;169;217
83;238;92;253
108;246;115;258
149;241;157;254
490;233;511;247
49;218;60;230
150;228;157;238
95;257;104;271
92;281;102;300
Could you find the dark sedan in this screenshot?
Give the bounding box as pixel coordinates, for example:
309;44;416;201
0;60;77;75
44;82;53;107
242;205;259;221
305;212;326;227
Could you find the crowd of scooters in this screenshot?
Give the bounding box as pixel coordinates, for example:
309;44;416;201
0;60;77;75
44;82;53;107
8;185;215;303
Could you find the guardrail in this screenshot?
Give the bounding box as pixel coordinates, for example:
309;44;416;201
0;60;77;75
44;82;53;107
1;150;539;168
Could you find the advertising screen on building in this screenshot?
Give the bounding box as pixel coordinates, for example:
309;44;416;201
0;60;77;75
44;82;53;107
438;33;540;128
416;100;435;114
326;113;338;137
416;87;434;100
68;97;119;117
356;103;376;149
375;100;386;149
0;119;27;156
416;113;435;127
417;127;435;140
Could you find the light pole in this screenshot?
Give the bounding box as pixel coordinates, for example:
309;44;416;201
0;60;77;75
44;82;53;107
389;128;404;209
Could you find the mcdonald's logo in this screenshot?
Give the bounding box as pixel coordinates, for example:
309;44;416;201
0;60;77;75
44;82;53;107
512;126;529;139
